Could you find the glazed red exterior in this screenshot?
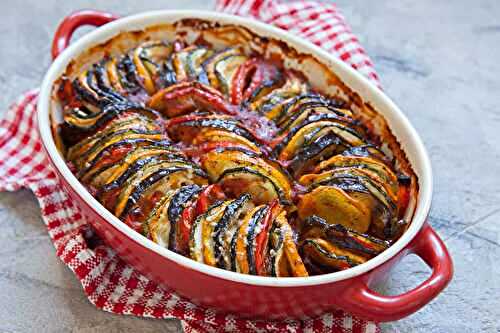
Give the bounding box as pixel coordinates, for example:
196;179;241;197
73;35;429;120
52;157;452;321
43;10;454;322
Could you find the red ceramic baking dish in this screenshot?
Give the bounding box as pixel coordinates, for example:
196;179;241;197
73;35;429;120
38;9;453;322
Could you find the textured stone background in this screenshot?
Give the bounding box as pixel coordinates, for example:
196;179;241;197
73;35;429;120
1;0;499;332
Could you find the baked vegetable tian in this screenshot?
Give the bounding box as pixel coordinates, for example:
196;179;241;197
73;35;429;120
54;24;416;277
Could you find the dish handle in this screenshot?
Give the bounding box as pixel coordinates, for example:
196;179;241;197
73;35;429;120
52;10;119;60
343;223;453;322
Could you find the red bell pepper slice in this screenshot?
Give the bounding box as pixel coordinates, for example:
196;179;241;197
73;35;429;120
230;59;280;105
149;81;237;116
176;184;226;254
254;199;279;276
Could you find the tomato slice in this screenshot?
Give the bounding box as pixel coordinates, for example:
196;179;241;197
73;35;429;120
254;199;279;276
177;203;196;254
196;184;226;215
175;184;226;254
90;144;133;171
148;81;237;117
231;59;280;105
231;58;259;104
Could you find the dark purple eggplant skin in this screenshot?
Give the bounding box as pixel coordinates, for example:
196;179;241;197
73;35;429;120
314;175;370;194
216;166;290;206
341;144;389;164
98;156;157;195
302;215;388;257
61;103;162;147
76;137;168;178
213;194;251;269
314;172;397;211
268;222;284;277
273;114;358;159
246;206;269;275
167;184;202;251
288;131;347;177
169;118;257;143
301;239;358;271
212;146;294;183
119;166;208;220
72;68;126;108
117;54;143;93
96;148;183;193
229;227;239;272
93;62;129;103
158;57;178;88
276;93;347;128
74;127;161;163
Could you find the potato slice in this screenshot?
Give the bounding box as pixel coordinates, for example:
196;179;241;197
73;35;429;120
298;185;372;233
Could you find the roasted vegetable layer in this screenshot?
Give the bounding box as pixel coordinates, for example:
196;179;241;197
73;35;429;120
57;38;412;277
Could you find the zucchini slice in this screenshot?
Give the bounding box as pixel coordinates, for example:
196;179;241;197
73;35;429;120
276;120;364;161
187;47;215;84
278;106;356;137
105;57;124;94
213;194;253;269
98;146;185;191
203;48;242;92
66;114;156;162
113;160;208;219
214;54;248;95
270;210;309;277
167;184;203;252
189;200;226;263
301;215;389;257
192;129;261;152
171;45;194;82
72;66;126;109
268;221;287;277
287;131;347;177
167;114;258;144
243;66;284;106
61;102;163;146
312;155;398;193
201;200;232;266
145;190;176;247
298;185;372;233
249;75;308;121
341;144;389;163
78;144;136;185
133;41;173;95
276;94;350;128
313;169;398;213
71;129;164;171
216;167;288;205
172;46;213;83
232;205;268;274
301;238;367;272
201;147;293;204
116;54;144;96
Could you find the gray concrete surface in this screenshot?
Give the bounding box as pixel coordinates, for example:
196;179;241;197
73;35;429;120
0;0;499;332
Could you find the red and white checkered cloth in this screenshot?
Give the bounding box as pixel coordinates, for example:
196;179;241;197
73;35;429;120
0;1;381;332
